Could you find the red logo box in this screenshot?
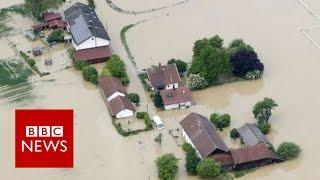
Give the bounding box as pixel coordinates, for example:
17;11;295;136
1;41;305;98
15;109;73;168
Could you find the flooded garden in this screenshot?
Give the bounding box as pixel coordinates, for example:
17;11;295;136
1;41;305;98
1;0;320;179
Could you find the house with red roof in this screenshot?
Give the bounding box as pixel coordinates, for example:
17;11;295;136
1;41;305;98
160;86;192;110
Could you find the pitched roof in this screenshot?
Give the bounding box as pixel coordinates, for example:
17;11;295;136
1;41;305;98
31;22;49;30
64;2;110;45
48;19;66;28
180;113;229;158
107;96;135;116
237;123;271;146
160;86;192;106
75;46;112;61
230;144;281;165
146;64;181;88
210;153;234;166
98;76;126;98
43;12;62;22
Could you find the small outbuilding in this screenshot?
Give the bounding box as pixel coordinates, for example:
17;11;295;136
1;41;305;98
75;46;112;64
230;144;282;170
32;46;42;56
107;96;135;119
238;123;272;147
43;12;62;22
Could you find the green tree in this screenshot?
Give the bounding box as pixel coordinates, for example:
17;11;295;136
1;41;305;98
155;153;179;180
186;149;201;175
82;66;98;84
182;143;193;153
196;158;221;178
228;38;254;56
258;121;271;134
230;128;239;139
252;97;278;123
210;113;231;129
209;35;224;49
47;29;64;43
75;61;89;71
154;92;164;109
189;46;232;84
127;93;140;104
105;54;127;78
25;0;63;20
168;59;187;75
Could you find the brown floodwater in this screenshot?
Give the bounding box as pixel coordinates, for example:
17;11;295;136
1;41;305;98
1;0;320;179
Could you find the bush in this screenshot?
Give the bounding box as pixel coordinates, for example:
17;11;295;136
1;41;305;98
196;158;221;178
127;93;140;104
182;143;193;153
156;153;179;180
187;73;208;90
186;149;201;175
82;66;98;84
47;30;64;43
88;0;95;8
154;133;163;144
210;113;231;129
168;58;187;75
136;112;147;119
230;128;239;139
75;61;89;71
154;92;164;109
228;38;254;56
102;67;112;77
143;114;153;130
276;142;301;161
258;122;271;134
245;70;263;80
120;75;130;85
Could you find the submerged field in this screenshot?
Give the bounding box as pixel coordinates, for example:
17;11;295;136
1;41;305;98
1;0;320;180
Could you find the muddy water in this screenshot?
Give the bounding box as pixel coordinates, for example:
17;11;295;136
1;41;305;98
1;0;320;179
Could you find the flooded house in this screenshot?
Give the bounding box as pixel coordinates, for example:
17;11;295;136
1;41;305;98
64;2;112;63
238;123;272;147
107;96;135;119
98;76;126;102
230;144;282;170
160;86;192;110
146;63;181;91
32;12;65;31
180;113;229;159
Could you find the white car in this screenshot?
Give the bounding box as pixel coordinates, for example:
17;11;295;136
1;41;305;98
152;116;164;130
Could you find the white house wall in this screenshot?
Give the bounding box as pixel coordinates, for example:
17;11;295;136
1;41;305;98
182;130;202;159
73;36;110;50
107;92;126;102
165;83;179;90
115;109;134;119
164;101;191;110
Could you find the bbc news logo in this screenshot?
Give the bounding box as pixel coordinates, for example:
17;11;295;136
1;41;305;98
15;110;73;168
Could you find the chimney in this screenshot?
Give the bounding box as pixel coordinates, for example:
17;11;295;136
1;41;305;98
182;89;185;94
170;77;173;82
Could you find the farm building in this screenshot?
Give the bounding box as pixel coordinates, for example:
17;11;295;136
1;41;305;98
209;153;234;171
64;3;112;63
180;113;229;158
146;63;181;91
160;86;192;110
238;123;272;147
75;46;112;64
107;96;135;119
230;144;282;170
98;76;126;102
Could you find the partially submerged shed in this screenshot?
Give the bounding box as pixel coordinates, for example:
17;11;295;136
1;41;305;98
238;123;272;147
